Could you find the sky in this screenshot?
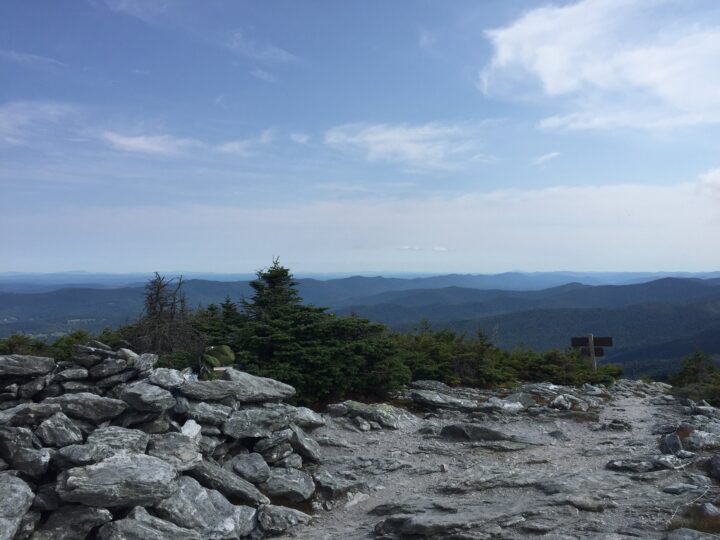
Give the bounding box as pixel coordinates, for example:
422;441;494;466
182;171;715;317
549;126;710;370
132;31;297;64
1;0;720;273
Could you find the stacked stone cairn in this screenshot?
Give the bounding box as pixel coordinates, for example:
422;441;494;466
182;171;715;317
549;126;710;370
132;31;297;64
0;342;326;539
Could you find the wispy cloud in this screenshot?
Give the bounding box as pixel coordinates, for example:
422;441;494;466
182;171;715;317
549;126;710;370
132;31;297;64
218;129;274;155
290;132;310;144
102;131;202;155
532;151;561;166
699;168;720;198
94;0;169;22
0;101;74;146
0;49;66;69
481;0;720;130
324;122;491;170
226;31;299;63
250;68;277;83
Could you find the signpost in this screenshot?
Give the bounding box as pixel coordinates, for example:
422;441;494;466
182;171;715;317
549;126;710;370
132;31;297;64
570;334;613;371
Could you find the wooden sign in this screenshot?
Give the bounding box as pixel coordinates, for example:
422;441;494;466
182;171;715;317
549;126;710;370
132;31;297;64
570;334;613;371
580;347;605;357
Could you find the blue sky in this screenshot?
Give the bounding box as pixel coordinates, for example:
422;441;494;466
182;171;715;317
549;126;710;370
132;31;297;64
2;0;720;273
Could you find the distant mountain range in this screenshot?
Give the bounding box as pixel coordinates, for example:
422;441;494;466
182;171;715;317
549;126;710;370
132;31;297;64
2;271;719;379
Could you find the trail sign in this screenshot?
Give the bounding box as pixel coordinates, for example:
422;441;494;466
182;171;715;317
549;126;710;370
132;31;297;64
571;334;613;371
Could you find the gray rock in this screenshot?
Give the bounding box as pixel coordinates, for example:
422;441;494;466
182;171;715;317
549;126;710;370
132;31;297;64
35;413;83;447
335;400;416;429
663;482;699;494
222;367;295;402
148;368;186;389
0;355;55;376
185;401;232;425
684;430;720;450
440;423;531;443
259;468;315;502
96;370;138;388
410;389;479;411
19;377;49;399
709;455;720;480
43;393;127;423
154;476;257;539
52;444;115;470
54;368;89;381
0;474;34;540
32;483;61;512
60;381;99;394
227;453;271;484
181;419;202;441
263;403;325;429
71;353;103;369
121;382;176;412
134;353;158;372
147;432;203;471
667;529;719;539
223;408;291;439
259;442;293;463
606;458;663;473
254;429;292;454
98;506;201;540
289;425;321;463
57;453;179;507
14;509;40;540
258;504;311;535
31;505;112;539
179;380;245;402
276;453;303;468
88;358;128;379
187;460;270;505
0;402;61;426
660;433;683;454
313;470;366;500
0;426;51;478
87;426;150;453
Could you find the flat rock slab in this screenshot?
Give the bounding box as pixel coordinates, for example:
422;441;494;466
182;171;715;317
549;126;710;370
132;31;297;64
187;460;269;505
147;432;203;472
0;402;61;427
32;505;112;540
98;506;201;540
43;393;127;424
0;354;55;376
259;468;316;502
222;368;296;402
440;423;536;444
154;476;257;539
57;453;179;507
258;505;312;535
121;382;176;413
0;474;34;540
35;412;83;447
87;426;150;454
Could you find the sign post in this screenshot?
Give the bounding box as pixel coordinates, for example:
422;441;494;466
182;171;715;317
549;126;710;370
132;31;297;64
571;335;613;372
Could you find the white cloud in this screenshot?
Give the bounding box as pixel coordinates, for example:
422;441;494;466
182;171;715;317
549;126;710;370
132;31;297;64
532;152;561;166
7;182;720;272
95;0;169;22
290;133;310;144
226;31;299;63
482;0;720;129
250;68;277;83
324;122;489;170
0;101;74;145
102;131;202;155
0;49;66;69
699;168;720;198
218;129;274;155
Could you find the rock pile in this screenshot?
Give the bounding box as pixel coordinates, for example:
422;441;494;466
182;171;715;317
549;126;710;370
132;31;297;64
0;343;325;539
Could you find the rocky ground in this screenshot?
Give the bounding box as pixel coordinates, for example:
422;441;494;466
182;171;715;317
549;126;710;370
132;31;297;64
2;344;720;539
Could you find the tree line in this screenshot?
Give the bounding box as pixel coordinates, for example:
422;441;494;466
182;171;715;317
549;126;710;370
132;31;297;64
1;260;623;406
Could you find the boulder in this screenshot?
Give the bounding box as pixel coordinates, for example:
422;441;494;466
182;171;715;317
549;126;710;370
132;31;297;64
0;426;51;478
660;433;683;455
14;509;40;539
43;393;127;423
334;400;415;429
31;505;112;539
57;453;179;507
186;460;269;505
263;403;325;429
0;402;61;426
222;368;296;402
148;368;186;389
147;433;203;472
181;419;202;441
258;505;311;535
259;468;315;502
51;443;115;470
222;408;290;439
88;358;128;379
185;401;232;425
0;474;34;540
35;412;83;447
98;506;201;540
0;355;55;376
87;426;150;454
289;425;321;463
154;476;257;539
121;382;176;413
440;423;531;443
227;453;271;484
409;389;479;411
134;353;158;372
54;367;89;381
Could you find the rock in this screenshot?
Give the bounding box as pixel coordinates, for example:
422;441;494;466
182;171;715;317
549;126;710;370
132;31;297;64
121;382;176;412
258;442;293;464
667;529;719;539
506;392;537;407
186;460;270;505
57;453;179;507
185;401;232;425
228;453;271;484
181;419;202;441
98;506;201;540
0;355;55;376
147;432;202;472
61;381;99;394
606;458;662;473
88;358;128;379
35;412;83;447
19;377;49;399
116;347;139;361
259;468;315;502
52;443;115;470
276;453;303;469
179;380;245;402
374;510;489;538
258;504;311;535
54;367;89;381
154;476;257;539
709;455;720;480
87;426;150;453
0;474;34;540
148;368;186;389
96;370;137;388
71;353;102;369
0;426;51;478
440;423;532;443
481;396;525;413
664;482;699;494
134;353;158;372
660;433;683;455
222;367;296;402
313;470;366;500
289;424;322;463
685;430;720;451
0;402;61;426
263;403;325;429
550;395;572;410
335;400;416;429
14;509;40;540
44;393;127;423
223;408;296;439
32;483;61;512
31;505;112;539
409;389;479;411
